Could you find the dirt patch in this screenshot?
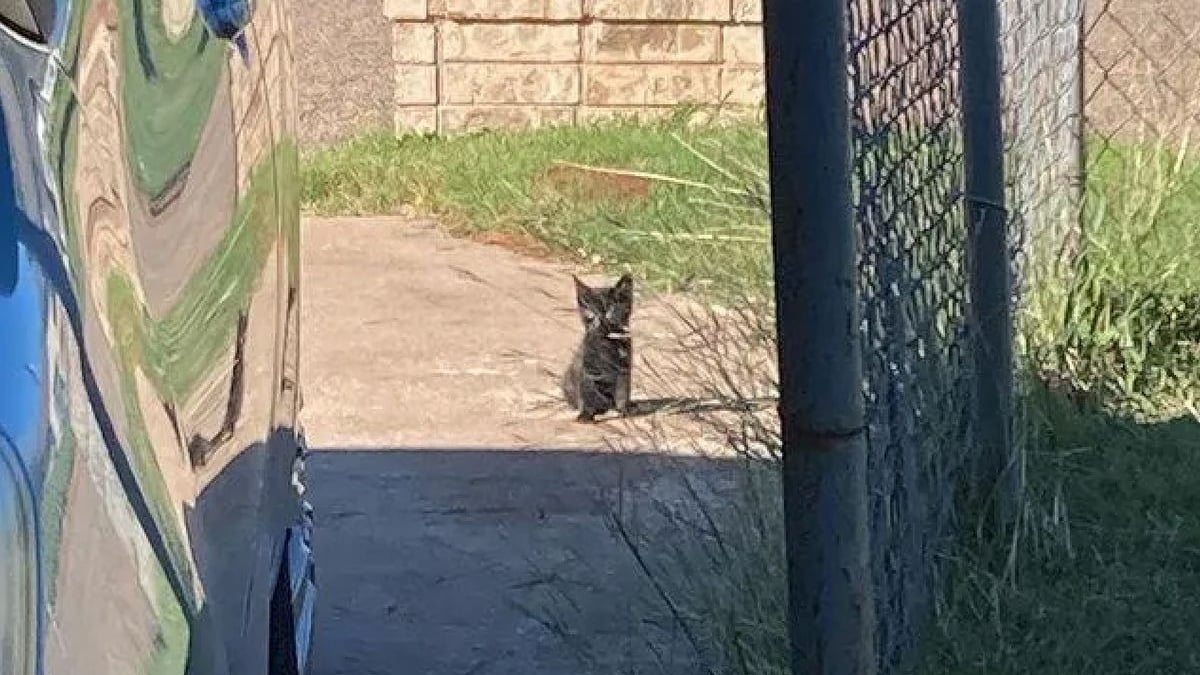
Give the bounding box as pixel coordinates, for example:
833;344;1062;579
537;163;652;203
468;229;558;261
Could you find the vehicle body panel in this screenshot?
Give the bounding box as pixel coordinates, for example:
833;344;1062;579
0;0;310;672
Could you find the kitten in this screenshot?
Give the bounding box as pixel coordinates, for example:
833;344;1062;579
562;274;634;423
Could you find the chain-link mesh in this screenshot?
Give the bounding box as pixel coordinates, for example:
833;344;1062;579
999;0;1200;285
847;0;976;671
998;0;1200;414
1083;0;1200;147
1000;0;1084;289
1080;0;1200;310
845;0;1200;669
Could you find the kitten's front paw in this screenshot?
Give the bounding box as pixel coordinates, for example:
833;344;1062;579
575;411;598;424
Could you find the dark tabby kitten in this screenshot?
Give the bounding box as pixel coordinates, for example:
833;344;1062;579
562;274;634;423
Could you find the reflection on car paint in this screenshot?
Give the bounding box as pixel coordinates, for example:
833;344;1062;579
196;0;253;63
0;0;308;672
0;427;38;675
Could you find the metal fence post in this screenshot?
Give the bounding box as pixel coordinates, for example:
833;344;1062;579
1069;0;1087;266
958;0;1019;529
762;0;875;672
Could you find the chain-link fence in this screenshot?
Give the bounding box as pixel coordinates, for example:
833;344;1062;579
999;0;1200;286
1076;1;1200;407
830;0;1199;672
1000;0;1200;412
523;2;1194;672
847;0;975;671
1083;1;1200;147
1001;0;1084;288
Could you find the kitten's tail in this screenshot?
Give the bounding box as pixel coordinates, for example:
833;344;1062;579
561;360;582;410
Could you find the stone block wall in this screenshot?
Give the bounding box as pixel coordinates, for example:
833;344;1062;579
384;0;766;133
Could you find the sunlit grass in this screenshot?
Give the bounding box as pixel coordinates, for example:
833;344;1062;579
303;113;772;299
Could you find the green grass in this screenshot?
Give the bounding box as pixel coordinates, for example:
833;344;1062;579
919;137;1200;674
919;390;1200;674
1024;139;1200;419
1084;140;1200;292
304;113;773;298
304;121;1200;673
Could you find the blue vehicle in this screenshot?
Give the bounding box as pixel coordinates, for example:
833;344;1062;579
0;0;313;673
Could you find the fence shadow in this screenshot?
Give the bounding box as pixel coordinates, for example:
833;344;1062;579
305;446;742;675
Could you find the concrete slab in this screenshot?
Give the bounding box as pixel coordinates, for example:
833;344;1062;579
300;217;739;675
300;216;719;451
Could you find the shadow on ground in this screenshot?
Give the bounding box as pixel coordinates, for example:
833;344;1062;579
306;447;741;675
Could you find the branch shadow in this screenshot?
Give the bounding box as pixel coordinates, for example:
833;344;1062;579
621;396;775;419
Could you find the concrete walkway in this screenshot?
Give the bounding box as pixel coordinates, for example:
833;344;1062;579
303;217;608;450
301;218;720;674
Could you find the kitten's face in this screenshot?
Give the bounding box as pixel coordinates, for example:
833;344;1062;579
574;274;633;334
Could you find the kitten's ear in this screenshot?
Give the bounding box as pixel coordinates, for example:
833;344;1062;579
613;274;634;299
573;275;599;321
573;275;595;305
